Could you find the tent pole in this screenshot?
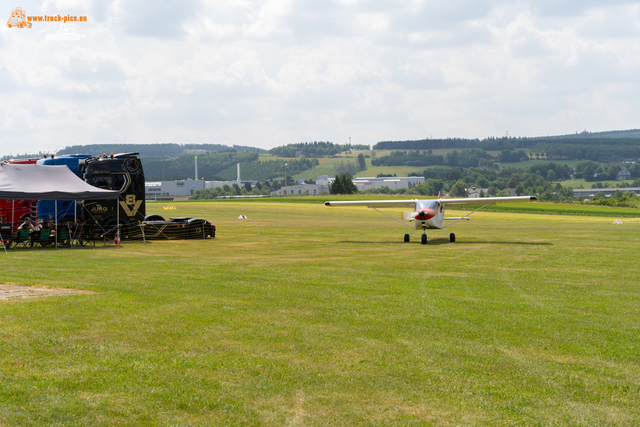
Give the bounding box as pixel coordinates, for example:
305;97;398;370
12;200;14;229
55;200;58;248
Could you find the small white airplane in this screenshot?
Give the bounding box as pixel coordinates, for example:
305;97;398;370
325;195;537;244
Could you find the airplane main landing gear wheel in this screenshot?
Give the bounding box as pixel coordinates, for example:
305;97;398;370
421;234;427;244
404;234;410;243
450;233;456;243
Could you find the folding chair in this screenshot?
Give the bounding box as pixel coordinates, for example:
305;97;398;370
32;228;53;247
56;226;70;247
11;229;31;248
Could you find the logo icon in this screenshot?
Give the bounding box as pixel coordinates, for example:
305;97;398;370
7;7;31;28
46;23;85;41
119;195;142;217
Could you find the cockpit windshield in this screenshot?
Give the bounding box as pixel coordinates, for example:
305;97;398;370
416;200;439;211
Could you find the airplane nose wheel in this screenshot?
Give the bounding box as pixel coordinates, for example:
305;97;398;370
404;233;410;243
421;233;427;244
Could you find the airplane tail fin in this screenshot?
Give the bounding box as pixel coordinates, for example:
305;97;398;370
438;191;441;199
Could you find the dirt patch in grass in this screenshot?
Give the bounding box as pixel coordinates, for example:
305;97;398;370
0;283;95;300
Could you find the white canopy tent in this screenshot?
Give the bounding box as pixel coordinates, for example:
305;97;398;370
0;163;118;200
0;163;119;250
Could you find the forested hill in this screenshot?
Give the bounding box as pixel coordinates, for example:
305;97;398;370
373;131;640;163
56;143;267;158
531;129;640;140
143;151;318;181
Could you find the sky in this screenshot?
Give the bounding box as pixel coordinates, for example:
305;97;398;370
1;0;639;157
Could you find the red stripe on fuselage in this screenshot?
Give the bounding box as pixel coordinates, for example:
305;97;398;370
415;208;436;220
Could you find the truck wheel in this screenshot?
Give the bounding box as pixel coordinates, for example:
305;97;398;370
189;225;203;239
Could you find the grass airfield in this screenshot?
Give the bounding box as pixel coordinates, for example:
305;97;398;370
1;201;639;426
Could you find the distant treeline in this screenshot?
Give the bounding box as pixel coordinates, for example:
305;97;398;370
57;143;267;159
374;137;529;151
373;135;640;162
371;149;527;168
530;129;640;140
270;141;369;157
535;140;640;161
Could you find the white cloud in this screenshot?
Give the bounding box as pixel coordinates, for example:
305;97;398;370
1;0;639;155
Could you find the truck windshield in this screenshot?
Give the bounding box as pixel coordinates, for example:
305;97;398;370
88;174;128;192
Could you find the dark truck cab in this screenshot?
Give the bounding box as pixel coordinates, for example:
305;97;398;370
79;152;146;228
78;152;214;240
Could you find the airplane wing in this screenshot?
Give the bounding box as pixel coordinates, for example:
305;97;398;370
324;200;417;208
438;195;537;207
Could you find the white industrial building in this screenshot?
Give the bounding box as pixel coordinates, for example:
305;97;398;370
275;183;329;196
146;179;264;199
573;187;640;200
146;179;206;199
148;169;425;198
351;176;424;191
146;161;252;199
275;175;424;195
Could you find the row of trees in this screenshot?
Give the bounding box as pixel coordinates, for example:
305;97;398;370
371;149;502;168
192;182;273;199
574;160;640;181
374;137;531;151
329;174;358;194
369;146;638;170
538;142;640;162
373;133;640;163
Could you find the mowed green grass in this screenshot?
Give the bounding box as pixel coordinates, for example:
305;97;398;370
1;201;640;426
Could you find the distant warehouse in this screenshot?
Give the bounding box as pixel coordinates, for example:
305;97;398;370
275;176;424;196
146;179;205;199
351;176;424;191
573;187;640;200
146;179;259;199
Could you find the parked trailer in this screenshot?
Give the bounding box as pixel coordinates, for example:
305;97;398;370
0;158;39;230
